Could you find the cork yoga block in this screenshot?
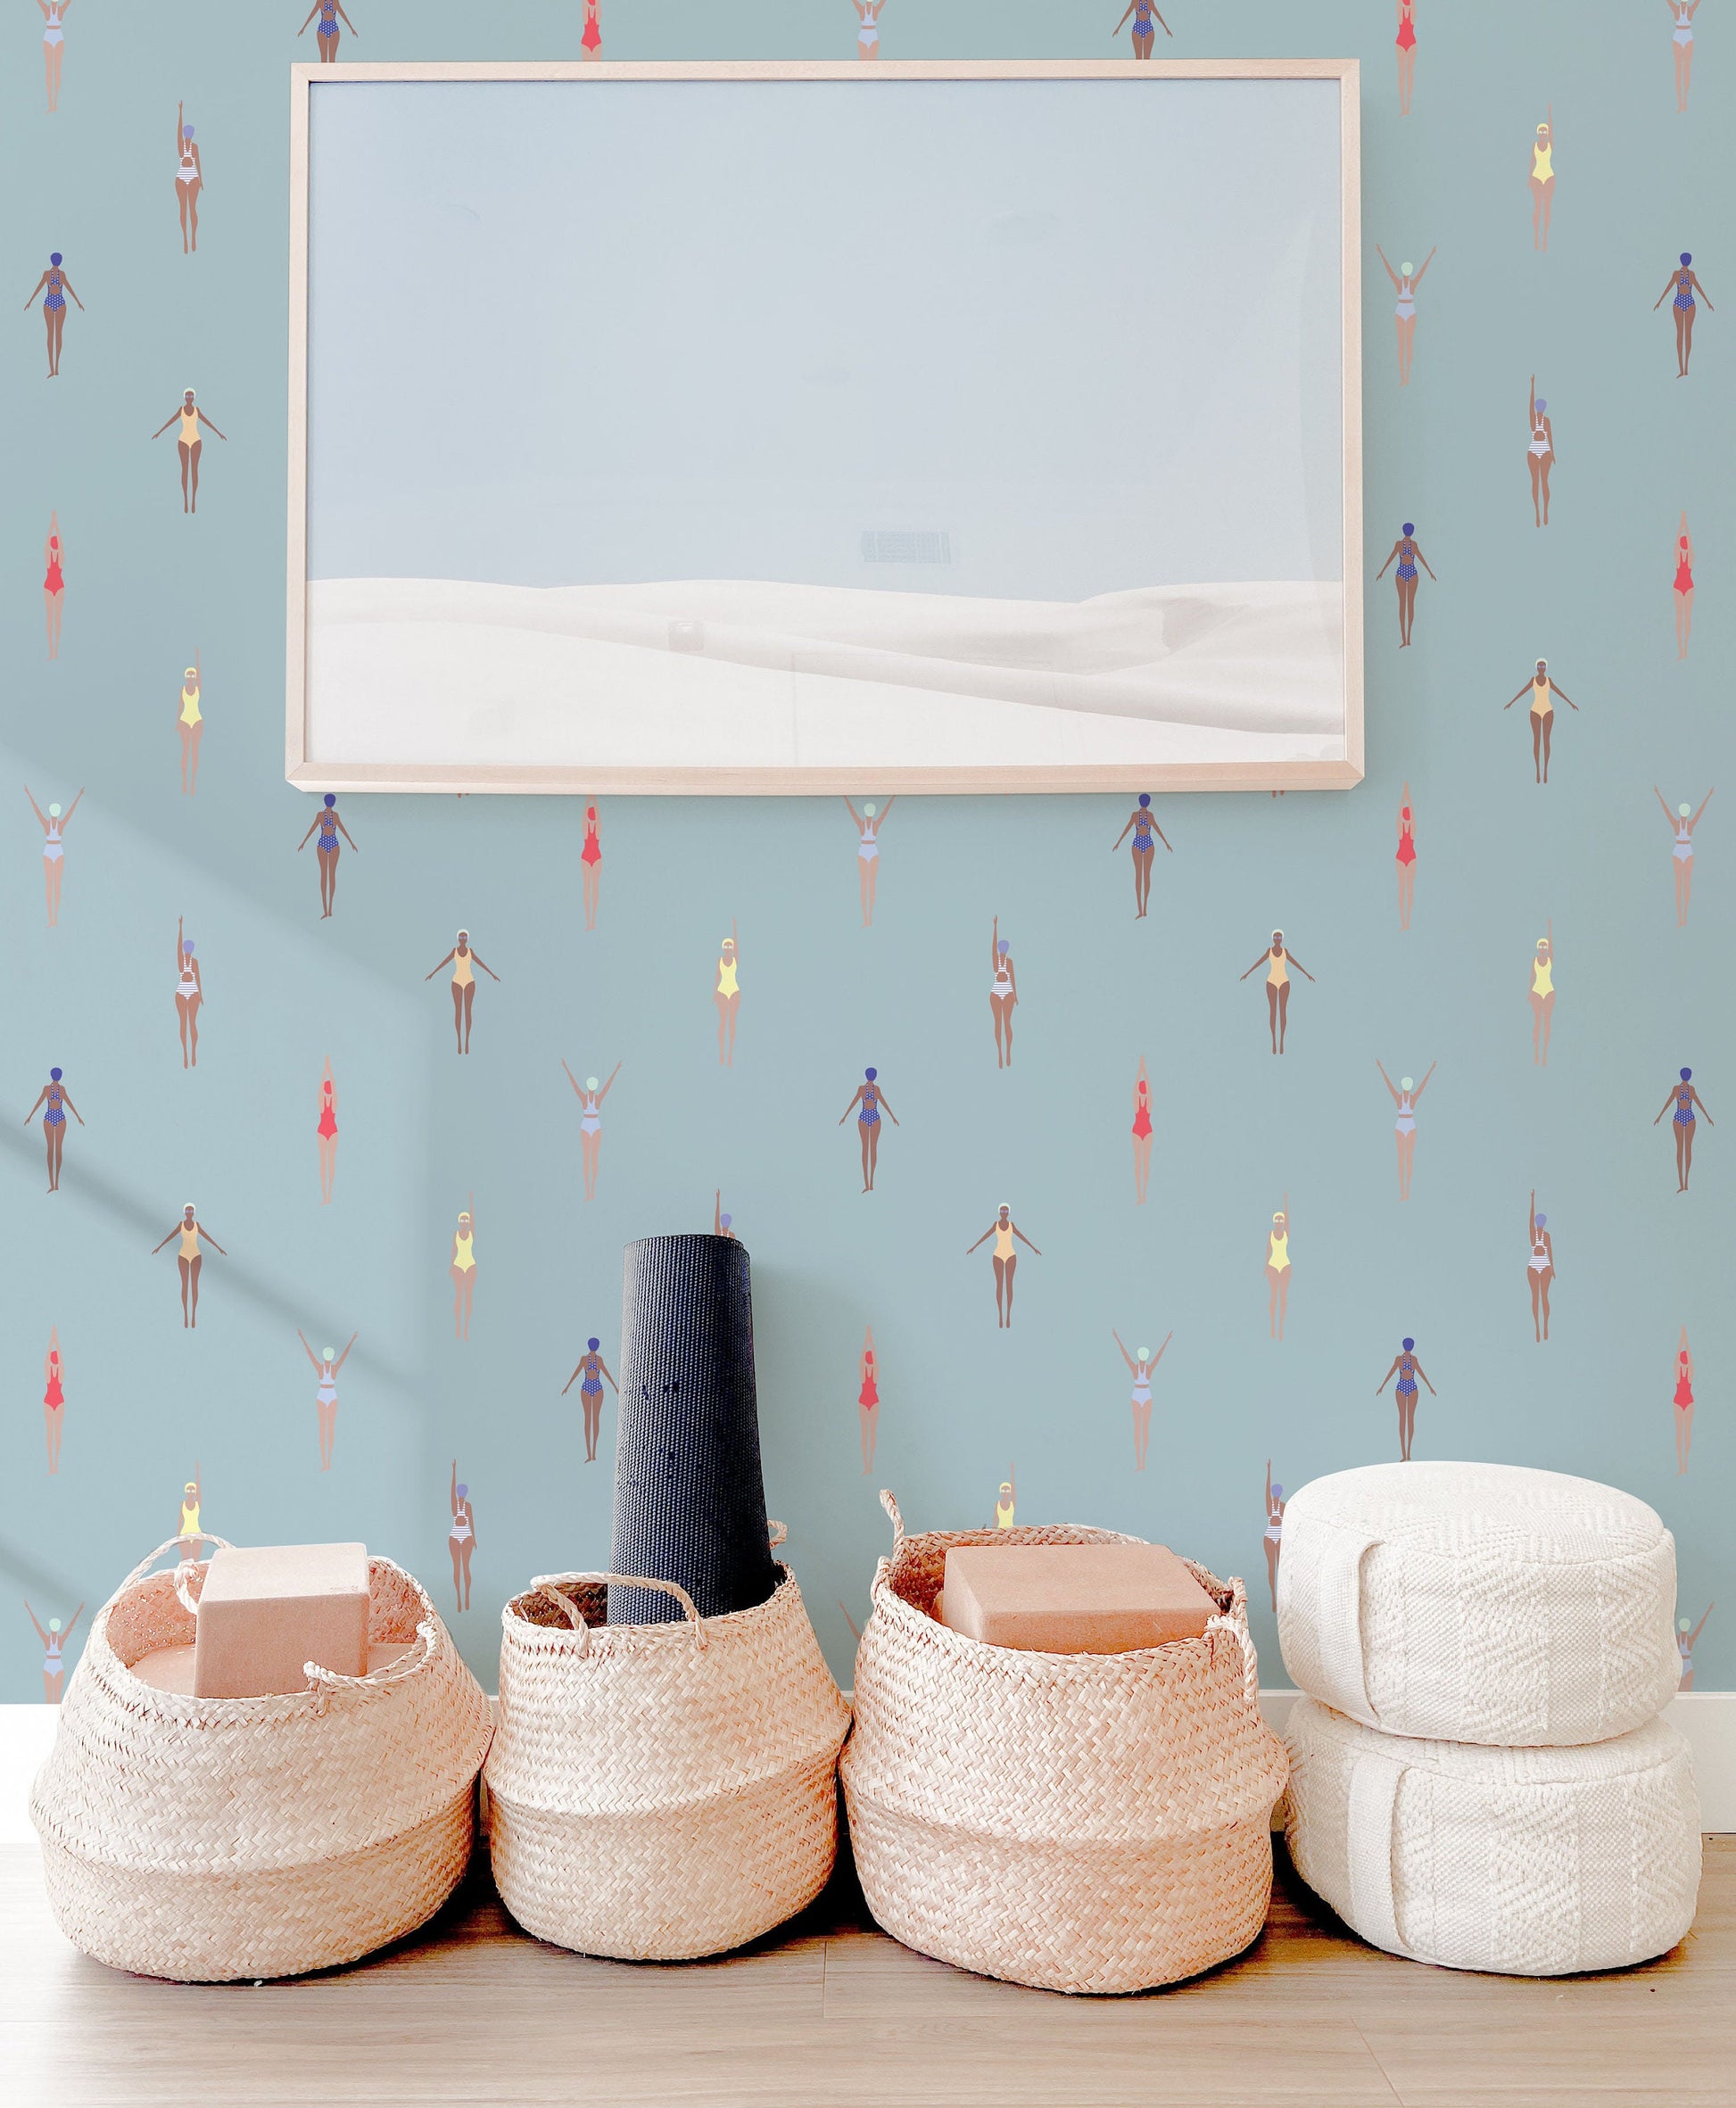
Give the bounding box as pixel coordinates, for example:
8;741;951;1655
191;1542;370;1698
134;1641;413;1694
938;1542;1218;1655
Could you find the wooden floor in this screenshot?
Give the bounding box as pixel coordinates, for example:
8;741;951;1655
3;1836;1732;2107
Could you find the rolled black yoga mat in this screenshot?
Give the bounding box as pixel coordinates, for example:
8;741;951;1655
608;1234;779;1625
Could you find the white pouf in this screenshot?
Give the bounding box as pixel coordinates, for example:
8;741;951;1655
1276;1462;1678;1746
1284;1697;1701;1977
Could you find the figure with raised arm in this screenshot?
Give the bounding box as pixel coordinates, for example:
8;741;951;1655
296;1329;357;1471
845;796;894;926
1265;1195;1293;1341
25;1600;83;1702
450;1195;476;1339
1656;785;1713;925
563;1059;622;1201
1528;922;1556;1066
449;1462;475;1613
1527;1191;1555;1343
714;920;741;1065
1525;376;1556;526
25;783;82;926
1376;1057;1435;1201
1376;244;1435;384
1264;1463;1285;1609
1672;1327;1696;1474
1112;1327;1171;1470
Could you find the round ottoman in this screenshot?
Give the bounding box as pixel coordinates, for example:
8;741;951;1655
1276;1462;1678;1746
1284;1697;1701;1976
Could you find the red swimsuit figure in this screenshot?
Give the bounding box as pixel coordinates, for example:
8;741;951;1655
1395;0;1418;115
582;0;601;55
1394;786;1418;931
580;801;602;929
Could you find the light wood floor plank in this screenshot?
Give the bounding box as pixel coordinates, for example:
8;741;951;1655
2;1838;1729;2108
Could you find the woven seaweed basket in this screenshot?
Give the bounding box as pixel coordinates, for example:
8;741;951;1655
839;1492;1289;1995
30;1537;493;1982
485;1551;850;1961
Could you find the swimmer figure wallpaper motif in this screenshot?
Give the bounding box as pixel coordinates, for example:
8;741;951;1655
6;6;1733;1709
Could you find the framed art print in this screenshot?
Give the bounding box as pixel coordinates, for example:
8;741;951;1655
287;60;1361;794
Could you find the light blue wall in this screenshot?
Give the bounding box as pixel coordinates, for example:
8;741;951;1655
4;2;1730;1699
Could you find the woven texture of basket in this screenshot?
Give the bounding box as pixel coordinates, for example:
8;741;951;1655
485;1554;850;1961
839;1492;1289;1995
30;1537;493;1982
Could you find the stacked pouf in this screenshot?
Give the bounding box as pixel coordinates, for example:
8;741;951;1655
1277;1462;1701;1976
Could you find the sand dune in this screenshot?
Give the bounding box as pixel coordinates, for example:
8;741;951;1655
307;575;1345;768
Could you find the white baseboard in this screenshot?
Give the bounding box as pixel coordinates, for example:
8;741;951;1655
4;1691;1732;1850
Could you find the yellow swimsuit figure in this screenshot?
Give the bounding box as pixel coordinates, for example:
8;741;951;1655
451;950;474;989
995;1491;1015;1528
1531;673;1552;720
179;1490;201;1537
1533;133;1553;182
178;1221;202;1261
1532;950;1554;997
180;672;202;725
178;402;201;446
453;1223;475;1271
993;1220;1016;1261
716;952;739;997
1268;1223;1291;1270
1267;947;1289;988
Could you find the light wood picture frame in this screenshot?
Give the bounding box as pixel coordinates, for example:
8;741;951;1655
287;60;1362;796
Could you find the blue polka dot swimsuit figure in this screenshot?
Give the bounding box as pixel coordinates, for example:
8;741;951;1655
1675;1081;1696;1126
44;1079;65;1128
1675;269;1695;312
318;812;339;848
1396;1350;1418;1397
44;264;63;314
1396;537;1418;582
859;1079;881;1128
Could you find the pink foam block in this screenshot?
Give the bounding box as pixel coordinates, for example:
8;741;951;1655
191;1542;370;1699
938;1542;1218;1655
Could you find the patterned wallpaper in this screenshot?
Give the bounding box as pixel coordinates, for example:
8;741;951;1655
6;2;1729;1703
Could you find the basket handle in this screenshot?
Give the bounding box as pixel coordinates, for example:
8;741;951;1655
304;1620;438;1713
529;1571;707;1654
1205;1584;1261;1711
105;1534;236;1619
768;1520;788;1549
879;1489;905;1554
